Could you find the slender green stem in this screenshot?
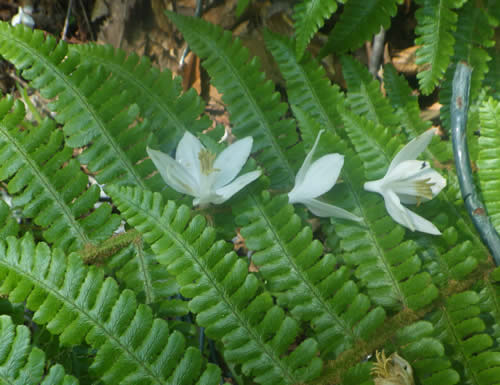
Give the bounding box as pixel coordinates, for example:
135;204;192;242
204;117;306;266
451;62;500;266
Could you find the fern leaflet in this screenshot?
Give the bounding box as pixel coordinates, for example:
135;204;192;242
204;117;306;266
341;55;400;129
0;234;220;385
478;98;500;234
293;0;338;59
235;190;386;358
264;31;345;134
0;96;120;252
321;0;400;55
431;291;500;383
414;0;460;94
70;43;211;151
107;185;323;385
438;3;494;131
0;23;164;191
166;12;298;189
0;315;79;385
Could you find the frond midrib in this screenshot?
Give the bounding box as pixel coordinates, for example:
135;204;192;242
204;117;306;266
121;193;299;384
0;256;164;385
248;192;357;340
0;124;90;246
193;26;296;186
134;242;153;304
0;30;147;189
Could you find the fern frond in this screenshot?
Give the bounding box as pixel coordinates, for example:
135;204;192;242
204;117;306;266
431;291;500;383
235;190;386;358
342;106;487;277
70;43;210;151
0;234;221;385
383;63;455;164
293;0;338;59
0;96;120;252
414;0;459;94
107;185;323;385
0;23;163;191
321;0;400;55
0;315;79;385
166;12;298;189
263;31;345;134
341;56;400;129
478;98;500;234
395;321;459;384
439;3;494;131
340;109;395;180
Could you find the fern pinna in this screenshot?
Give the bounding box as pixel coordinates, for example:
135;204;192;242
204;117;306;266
107;185;322;385
0;234;220;385
0;315;78;384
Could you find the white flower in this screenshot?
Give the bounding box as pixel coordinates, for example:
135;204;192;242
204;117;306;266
288;130;361;222
11;6;35;29
147;131;261;206
364;128;446;235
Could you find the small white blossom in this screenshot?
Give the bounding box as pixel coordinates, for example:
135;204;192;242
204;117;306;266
147;131;261;206
11;6;35;29
364;128;446;235
288;130;361;222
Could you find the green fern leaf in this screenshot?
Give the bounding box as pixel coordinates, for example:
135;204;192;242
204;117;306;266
431;291;500;383
439;3;494;131
382;63;456;164
0;96;120;252
235;190;386;358
70;43;210;151
293;0;338;59
107;185;323;385
395;321;459;384
0;23;163;191
264;31;345;134
292;107;437;310
166;12;298;189
106;243;187;316
0;315;79;385
321;0;400;55
478;98;500;234
341;55;400;129
414;0;460;94
0;234;221;385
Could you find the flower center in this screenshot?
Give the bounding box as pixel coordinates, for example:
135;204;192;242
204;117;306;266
198;149;219;175
415;178;435;200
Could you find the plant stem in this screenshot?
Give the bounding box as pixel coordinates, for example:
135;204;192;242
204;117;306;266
451;62;500;266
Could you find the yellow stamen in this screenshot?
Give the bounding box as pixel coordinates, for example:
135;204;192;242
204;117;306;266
198;149;219;175
371;350;415;385
415;178;434;200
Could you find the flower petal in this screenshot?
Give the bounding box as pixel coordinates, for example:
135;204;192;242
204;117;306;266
289;153;344;202
295;129;325;186
214;170;262;204
175;131;204;185
213;137;253;189
388;128;436;173
301;198;362;221
147;147;197;196
384;160;446;198
384;190;441;235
